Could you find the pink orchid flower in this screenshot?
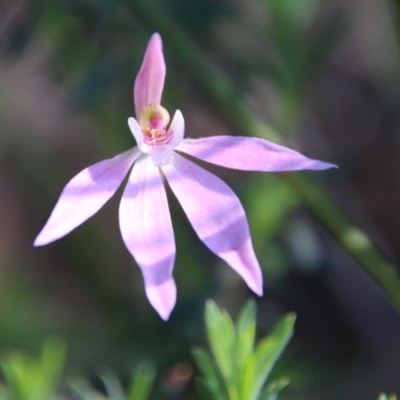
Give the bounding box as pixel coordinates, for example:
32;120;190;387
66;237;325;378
34;33;336;320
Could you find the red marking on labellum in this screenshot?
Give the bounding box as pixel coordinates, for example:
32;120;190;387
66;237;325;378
143;127;174;146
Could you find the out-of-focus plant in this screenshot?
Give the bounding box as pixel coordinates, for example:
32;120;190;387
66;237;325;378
260;0;344;130
0;337;66;400
0;338;156;400
192;300;294;400
0;301;397;399
70;364;156;400
379;394;398;400
0;302;295;400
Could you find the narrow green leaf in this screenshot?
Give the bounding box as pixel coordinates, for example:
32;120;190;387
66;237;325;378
235;300;256;369
99;370;125;400
192;348;227;400
239;354;257;400
378;394;397;400
0;357;18;399
195;378;219;400
70;378;107;400
191;349;219;388
250;313;296;400
1;338;66;400
40;337;66;398
235;301;257;399
127;362;156;400
1;352;37;400
205;301;235;383
259;377;290;400
236;301;256;332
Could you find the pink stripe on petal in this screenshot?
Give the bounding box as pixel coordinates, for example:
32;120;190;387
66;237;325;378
34;148;140;246
176;136;337;172
163;153;263;296
119;155;176;320
134;33;166;118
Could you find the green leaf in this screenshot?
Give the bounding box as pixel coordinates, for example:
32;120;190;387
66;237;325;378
239;354;257;400
0;337;66;400
235;301;256;399
99;370;125;400
1;352;28;399
235;300;256;370
69;378;107;400
127;362;156;400
259;377;290;400
192;348;227;400
379;394;397;400
40;337;66;399
194;378;219;400
205;301;235;383
250;313;296;400
198;302;295;400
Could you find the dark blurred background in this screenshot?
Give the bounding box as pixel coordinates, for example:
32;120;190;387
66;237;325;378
1;0;400;398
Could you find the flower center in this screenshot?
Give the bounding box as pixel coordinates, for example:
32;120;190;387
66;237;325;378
139;103;172;146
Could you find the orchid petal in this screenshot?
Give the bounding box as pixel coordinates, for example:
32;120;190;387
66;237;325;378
168;110;185;149
119;155;176;320
176;136;337;171
134;33;166;118
147;110;185;167
128;117;143;148
34;148;140;246
163;153;263;295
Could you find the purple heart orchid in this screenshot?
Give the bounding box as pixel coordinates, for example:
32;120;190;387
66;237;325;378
34;33;336;320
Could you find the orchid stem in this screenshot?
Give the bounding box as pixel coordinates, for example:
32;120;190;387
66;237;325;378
287;172;400;308
128;0;400;310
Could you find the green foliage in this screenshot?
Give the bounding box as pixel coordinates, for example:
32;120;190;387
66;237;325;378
0;339;155;400
379;394;398;400
126;362;156;400
260;0;345;130
0;306;396;400
0;303;293;400
70;363;156;400
193;300;295;400
0;337;66;400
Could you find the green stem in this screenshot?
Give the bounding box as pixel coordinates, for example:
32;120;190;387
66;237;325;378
287;173;400;307
128;0;400;309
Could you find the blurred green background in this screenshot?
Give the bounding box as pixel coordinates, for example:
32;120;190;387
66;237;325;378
1;0;400;398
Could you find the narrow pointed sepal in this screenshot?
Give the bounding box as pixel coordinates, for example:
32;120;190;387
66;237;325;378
176;136;337;172
163;153;263;295
34;148;140;246
128;117;143;148
134;33;166;118
119;155;176;319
